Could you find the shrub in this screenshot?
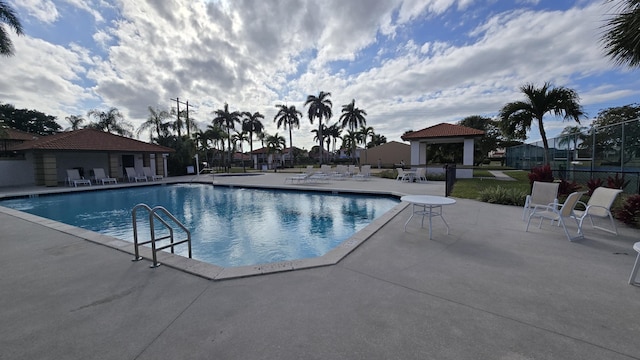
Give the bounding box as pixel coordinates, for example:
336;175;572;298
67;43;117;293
614;194;640;228
557;179;581;196
478;186;527;206
528;164;554;185
585;178;603;196
606;173;630;190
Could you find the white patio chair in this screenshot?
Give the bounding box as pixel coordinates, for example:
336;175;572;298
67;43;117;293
396;168;410;182
285;166;314;184
125;167;147;182
572;187;623;235
522;181;559;220
143;167;163;181
414;168;427;183
629;242;640;285
66;169;91;187
526;191;585;242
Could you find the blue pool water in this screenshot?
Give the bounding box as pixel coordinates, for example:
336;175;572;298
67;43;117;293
1;184;399;267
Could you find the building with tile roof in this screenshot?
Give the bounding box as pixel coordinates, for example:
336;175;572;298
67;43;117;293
401;123;485;178
1;128;174;187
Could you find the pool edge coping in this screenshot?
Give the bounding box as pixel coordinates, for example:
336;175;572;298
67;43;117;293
0;182;410;281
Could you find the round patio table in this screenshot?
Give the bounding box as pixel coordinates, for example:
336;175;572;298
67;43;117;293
401;195;456;239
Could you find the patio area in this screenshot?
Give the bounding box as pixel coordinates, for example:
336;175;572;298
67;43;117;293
0;172;638;359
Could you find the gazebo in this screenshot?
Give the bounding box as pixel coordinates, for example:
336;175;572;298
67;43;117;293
401;123;484;179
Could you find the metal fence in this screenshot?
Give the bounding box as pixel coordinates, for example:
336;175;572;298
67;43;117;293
506;118;640;194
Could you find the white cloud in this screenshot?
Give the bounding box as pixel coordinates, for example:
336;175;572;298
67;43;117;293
14;0;59;24
1;0;637;150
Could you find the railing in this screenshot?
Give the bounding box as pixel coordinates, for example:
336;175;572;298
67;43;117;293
131;203;192;268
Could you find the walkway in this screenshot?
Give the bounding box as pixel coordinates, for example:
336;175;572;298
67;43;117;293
1;173;638;360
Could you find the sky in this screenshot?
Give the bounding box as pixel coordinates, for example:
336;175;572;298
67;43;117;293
1;0;638;151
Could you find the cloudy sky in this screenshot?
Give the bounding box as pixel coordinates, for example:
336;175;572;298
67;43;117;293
1;0;638;150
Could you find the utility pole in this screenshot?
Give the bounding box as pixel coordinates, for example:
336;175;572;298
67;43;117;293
170;97;191;137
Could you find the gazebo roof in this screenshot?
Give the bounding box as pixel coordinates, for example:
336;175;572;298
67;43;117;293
401;123;484;141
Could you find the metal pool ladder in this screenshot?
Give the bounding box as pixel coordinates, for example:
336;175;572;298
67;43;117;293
131;203;192;268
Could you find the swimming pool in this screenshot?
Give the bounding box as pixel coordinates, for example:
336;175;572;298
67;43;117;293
0;184;399;267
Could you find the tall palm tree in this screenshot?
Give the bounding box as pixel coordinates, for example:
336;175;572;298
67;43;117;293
242;111;264;169
339;99;367;132
601;0;640;68
339;99;367;164
265;133;286;171
304;91;332;164
232;130;249;171
87;107;134;137
206;124;226;169
273;104;302;167
499;82;585;164
0;1;23;57
137;106;170;141
212;103;241;169
325;123;342;154
359;125;375;163
65;114;85;131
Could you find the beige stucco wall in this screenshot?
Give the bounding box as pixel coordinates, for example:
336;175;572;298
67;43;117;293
361;141;410;168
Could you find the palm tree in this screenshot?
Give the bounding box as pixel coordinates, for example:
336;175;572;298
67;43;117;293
558;125;589;152
0;1;23;57
601;0;640;68
339;99;367;164
325;123;342;155
242;111;264;169
311;124;331;162
232;130;249;171
206;124;226;169
137;106;170;140
341;130;363;163
273;104;302;167
370;133;387;147
265;133;286;171
87;107;134;137
499;82;585;164
359;125;375;163
212;103;241;170
304;91;332;164
65;114;85;131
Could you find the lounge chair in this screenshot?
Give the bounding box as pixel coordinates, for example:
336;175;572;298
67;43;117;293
125;167;147;182
285;166;314;184
572;187;623;235
92;168;117;185
143;167;163;181
526;191;585;242
353;165;371;181
66;169;91;187
522;181;559;220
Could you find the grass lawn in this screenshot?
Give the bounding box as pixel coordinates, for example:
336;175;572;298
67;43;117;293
452;170;530;200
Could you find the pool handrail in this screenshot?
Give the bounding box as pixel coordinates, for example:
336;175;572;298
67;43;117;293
131;203;192;268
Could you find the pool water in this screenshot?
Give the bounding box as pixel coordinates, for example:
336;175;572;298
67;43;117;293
0;184;399;267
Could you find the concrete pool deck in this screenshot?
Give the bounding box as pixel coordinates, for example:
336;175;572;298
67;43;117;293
1;172;639;359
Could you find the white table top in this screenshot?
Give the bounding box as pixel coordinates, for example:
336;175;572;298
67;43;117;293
401;195;456;206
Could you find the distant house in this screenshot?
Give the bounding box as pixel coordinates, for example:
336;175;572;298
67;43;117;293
362;141;410;168
250;147;303;170
3;128;174;187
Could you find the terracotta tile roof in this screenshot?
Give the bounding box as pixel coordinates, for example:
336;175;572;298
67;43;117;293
250;146;302;154
401;123;484;140
1;128;40;141
11;128;175;153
